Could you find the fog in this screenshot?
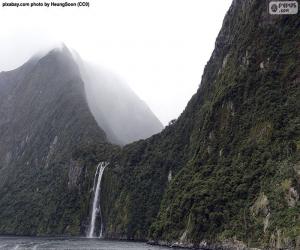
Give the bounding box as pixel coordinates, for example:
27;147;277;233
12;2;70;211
76;54;164;145
0;0;232;125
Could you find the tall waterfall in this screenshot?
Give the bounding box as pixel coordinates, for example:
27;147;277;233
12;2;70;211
87;162;108;238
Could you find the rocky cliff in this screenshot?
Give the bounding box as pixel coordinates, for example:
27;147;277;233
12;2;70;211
102;0;300;249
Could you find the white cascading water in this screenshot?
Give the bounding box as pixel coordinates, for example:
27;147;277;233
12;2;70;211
87;162;109;238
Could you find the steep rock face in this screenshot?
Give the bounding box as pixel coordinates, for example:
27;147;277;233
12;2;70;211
0;46;118;235
78;62;164;145
103;0;300;249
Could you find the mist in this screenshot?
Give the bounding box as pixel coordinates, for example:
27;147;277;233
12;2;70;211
76;53;164;145
0;0;232;125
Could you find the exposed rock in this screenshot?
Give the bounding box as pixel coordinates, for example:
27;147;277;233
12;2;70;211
276;229;282;249
179;229;188;243
68;160;82;190
242;50;250;67
264;213;270;233
251;193;269;216
168;170;172;182
222;54;230;69
287;187;299;207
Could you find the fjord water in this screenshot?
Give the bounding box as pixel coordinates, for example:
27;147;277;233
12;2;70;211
88;162;108;238
0;236;174;250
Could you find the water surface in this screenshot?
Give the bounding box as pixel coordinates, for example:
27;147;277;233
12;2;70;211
0;236;174;250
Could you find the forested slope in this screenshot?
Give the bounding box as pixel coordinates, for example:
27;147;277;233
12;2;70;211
102;1;300;248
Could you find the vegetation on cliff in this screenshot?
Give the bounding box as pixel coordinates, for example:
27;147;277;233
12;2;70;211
0;1;299;249
103;1;300;248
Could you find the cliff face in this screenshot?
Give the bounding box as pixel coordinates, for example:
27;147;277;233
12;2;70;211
102;0;300;248
80;63;164;145
0;46;118;235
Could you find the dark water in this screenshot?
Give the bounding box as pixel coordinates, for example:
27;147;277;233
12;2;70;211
0;237;174;250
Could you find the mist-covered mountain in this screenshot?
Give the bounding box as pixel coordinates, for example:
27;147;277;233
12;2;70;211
0;46;110;185
78;59;163;145
0;46;114;234
0;45;161;235
0;0;299;249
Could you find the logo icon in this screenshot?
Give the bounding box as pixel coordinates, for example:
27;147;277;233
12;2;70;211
270;3;278;13
269;1;298;14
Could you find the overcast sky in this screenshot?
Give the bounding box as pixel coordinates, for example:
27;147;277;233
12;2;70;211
0;0;232;125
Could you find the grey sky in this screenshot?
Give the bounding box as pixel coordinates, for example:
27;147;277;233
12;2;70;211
0;0;232;125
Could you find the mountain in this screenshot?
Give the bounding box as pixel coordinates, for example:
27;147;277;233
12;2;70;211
0;45;161;235
0;0;299;248
77;60;163;145
0;46;113;235
100;0;300;249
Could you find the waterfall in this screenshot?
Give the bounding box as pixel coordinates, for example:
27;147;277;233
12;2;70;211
87;161;108;238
